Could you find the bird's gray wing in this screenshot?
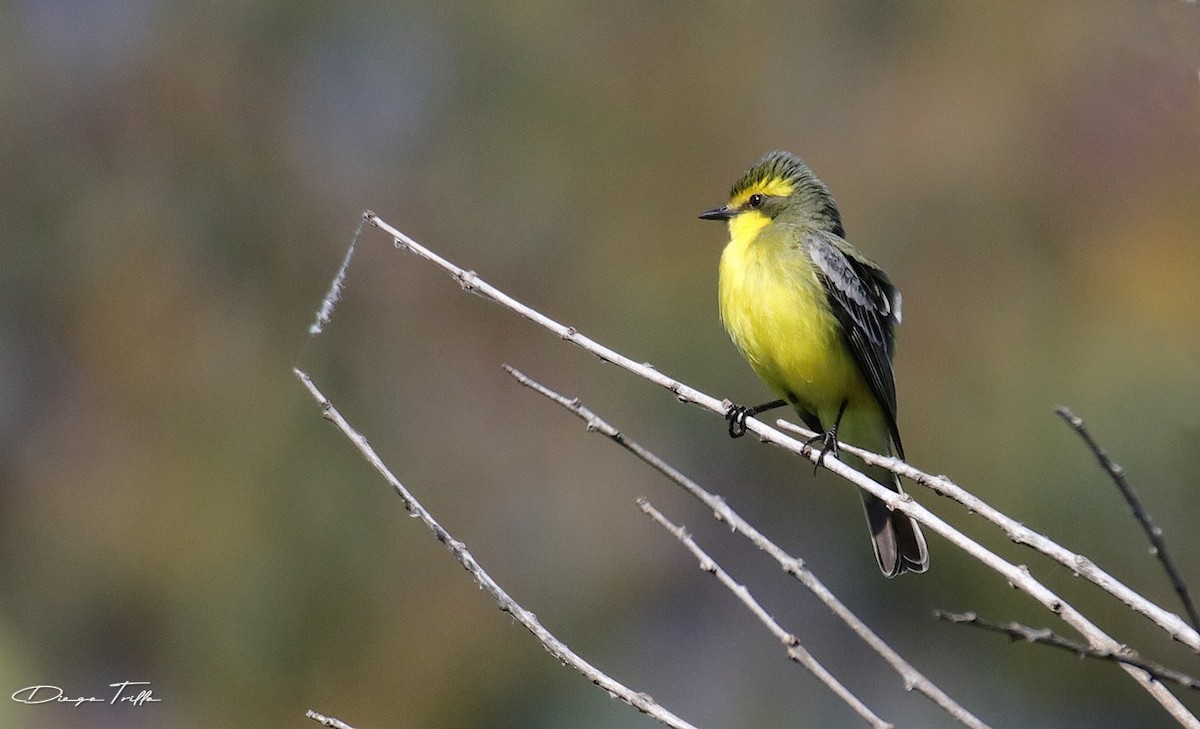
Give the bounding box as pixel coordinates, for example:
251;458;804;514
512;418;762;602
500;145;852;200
806;232;905;458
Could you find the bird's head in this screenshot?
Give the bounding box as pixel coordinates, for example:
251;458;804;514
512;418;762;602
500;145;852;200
699;150;844;240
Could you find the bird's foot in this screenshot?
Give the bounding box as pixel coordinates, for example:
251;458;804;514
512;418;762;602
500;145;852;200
724;399;787;439
804;431;841;475
725;403;752;438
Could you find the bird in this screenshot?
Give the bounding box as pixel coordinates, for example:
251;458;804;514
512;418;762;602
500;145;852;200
699;150;928;577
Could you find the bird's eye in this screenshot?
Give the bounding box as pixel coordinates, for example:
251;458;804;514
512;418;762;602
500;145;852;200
747;193;764;209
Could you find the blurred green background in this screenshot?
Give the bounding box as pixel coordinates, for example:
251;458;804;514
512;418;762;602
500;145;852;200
2;1;1199;727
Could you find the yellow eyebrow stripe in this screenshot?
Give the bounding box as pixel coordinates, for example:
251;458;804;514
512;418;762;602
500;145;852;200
729;177;795;207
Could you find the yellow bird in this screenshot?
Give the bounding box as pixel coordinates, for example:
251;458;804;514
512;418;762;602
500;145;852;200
700;150;928;577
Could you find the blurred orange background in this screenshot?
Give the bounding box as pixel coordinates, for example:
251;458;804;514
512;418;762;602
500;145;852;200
2;2;1199;727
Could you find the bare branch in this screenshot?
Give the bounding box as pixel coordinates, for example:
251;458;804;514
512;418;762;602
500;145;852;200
640;499;894;729
306;709;358;729
309;215;368;335
359;213;1199;726
934;611;1200;692
504;364;991;729
294;368;700;729
1055;406;1200;632
777;418;1200;653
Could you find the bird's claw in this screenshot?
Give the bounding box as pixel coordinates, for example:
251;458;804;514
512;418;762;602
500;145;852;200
804;431;840;475
726;404;750;438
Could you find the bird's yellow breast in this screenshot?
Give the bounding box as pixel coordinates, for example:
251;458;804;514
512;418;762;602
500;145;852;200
718;215;869;423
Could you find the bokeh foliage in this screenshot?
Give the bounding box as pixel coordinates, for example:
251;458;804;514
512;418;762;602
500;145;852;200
1;1;1198;727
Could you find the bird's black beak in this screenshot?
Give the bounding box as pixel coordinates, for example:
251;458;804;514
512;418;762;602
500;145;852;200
698;204;734;221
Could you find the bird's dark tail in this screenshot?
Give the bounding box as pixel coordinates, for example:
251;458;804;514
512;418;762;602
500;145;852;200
861;465;928;577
